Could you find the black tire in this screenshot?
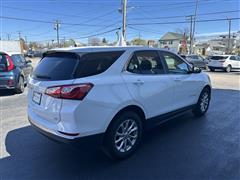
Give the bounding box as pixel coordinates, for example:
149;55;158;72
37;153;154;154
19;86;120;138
102;111;143;160
209;68;215;72
15;76;25;94
192;87;211;117
225;65;231;73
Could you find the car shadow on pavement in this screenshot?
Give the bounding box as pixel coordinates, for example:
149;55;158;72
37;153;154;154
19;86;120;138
1;89;240;179
207;70;240;75
0;90;16;97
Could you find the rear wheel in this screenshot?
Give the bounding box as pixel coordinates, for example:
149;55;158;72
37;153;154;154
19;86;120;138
102;111;143;160
225;65;231;73
15;76;25;94
193;87;211;117
209;67;215;72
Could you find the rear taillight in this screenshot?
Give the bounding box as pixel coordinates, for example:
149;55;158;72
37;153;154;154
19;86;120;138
6;55;15;71
45;83;93;100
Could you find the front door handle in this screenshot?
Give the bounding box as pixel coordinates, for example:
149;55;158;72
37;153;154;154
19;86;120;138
133;80;144;86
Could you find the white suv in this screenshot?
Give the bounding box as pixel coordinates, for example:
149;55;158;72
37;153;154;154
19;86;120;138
28;47;211;159
208;55;240;72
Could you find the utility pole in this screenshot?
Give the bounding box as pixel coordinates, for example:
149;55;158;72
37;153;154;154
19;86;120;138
51;40;54;47
54;20;60;46
25;36;27;44
6;33;11;40
18;31;21;40
192;0;199;54
227;18;232;54
187;15;194;54
122;0;127;42
63;36;66;47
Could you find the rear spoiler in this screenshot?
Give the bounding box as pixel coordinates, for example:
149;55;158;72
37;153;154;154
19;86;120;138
42;51;80;59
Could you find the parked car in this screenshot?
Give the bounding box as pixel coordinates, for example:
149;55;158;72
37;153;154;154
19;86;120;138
27;50;35;58
181;54;208;69
28;47;211;159
0;52;33;93
208;55;240;72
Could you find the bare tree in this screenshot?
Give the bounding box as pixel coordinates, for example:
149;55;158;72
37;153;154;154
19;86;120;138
175;27;190;39
88;37;101;46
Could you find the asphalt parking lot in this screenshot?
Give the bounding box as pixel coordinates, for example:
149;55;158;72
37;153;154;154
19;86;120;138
0;59;239;179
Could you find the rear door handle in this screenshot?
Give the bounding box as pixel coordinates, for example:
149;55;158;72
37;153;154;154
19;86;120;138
133;80;144;86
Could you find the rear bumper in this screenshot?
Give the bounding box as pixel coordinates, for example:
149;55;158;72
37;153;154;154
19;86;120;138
0;76;16;89
28;114;104;146
207;66;225;69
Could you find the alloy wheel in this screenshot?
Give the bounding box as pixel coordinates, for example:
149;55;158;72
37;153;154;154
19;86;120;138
200;92;209;112
114;119;138;153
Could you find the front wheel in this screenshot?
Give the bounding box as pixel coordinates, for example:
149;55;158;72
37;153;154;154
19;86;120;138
102;111;143;160
193;87;211;117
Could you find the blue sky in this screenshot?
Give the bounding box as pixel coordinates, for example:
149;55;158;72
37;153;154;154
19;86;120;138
0;0;239;43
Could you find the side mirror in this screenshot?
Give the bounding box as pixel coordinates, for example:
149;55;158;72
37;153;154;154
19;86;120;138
188;65;201;73
26;60;32;64
193;66;202;73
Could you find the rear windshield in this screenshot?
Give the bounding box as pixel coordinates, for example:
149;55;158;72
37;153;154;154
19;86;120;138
32;51;124;81
33;52;78;80
211;56;228;60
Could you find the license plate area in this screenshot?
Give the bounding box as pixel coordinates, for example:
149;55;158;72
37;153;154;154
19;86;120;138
32;91;42;105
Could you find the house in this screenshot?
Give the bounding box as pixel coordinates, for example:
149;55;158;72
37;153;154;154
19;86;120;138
195;31;240;55
159;32;186;53
147;40;158;47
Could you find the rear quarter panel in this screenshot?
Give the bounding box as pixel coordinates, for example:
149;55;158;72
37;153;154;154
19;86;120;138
59;74;140;136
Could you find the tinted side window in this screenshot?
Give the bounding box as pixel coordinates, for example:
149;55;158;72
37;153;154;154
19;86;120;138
230;56;236;60
33;52;78;80
75;51;124;78
161;52;189;74
127;50;164;74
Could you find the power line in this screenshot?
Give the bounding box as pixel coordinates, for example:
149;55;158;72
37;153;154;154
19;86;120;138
80;9;117;24
3;5;119;25
0;16;107;27
2;5;92;19
129;0;218;14
61;20;122;36
128;26;165;34
73;27;121;39
128;17;240;26
37;27;121;42
131;1;196;8
128;10;240;21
